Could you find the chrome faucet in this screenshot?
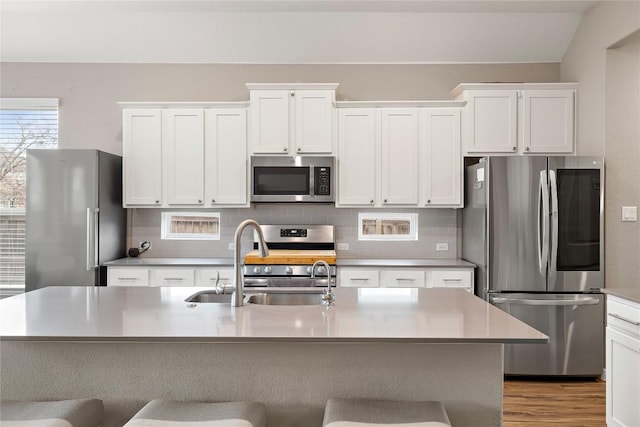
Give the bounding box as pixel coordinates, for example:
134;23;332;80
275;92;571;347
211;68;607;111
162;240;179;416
311;260;335;307
233;219;269;307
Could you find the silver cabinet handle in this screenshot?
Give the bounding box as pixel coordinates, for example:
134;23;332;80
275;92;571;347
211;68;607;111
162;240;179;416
117;277;139;281
442;278;463;282
163;277;184;281
210;277;230;281
350;278;370;281
395;278;415;282
608;313;640;326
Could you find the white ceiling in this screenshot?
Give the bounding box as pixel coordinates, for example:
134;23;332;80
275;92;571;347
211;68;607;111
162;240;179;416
0;0;598;64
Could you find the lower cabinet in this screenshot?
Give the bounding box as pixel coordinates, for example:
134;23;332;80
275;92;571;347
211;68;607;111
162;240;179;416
338;267;473;292
606;295;640;427
107;266;233;287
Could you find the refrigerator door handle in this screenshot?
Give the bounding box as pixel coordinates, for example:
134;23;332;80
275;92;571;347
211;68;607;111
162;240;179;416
491;296;600;306
549;170;559;281
86;208;100;270
537;170;550;277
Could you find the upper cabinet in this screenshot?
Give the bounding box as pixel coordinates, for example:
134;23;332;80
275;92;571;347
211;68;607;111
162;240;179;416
121;103;249;208
247;83;338;155
452;83;577;156
336;101;464;208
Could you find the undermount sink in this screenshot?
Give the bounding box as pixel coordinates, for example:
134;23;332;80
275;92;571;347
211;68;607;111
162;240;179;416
245;290;324;306
185;290;233;304
185;289;325;306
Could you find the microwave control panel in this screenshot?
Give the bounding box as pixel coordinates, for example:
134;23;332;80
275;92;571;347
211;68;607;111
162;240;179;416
314;167;331;196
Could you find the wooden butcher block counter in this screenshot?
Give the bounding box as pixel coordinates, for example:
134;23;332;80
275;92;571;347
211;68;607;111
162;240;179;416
244;249;337;264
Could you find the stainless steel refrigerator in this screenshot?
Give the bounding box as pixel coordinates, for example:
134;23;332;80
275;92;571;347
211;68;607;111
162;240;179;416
462;156;605;376
26;149;126;291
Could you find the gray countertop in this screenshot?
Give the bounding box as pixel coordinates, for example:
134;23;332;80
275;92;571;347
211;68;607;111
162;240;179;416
104;257;475;268
0;286;545;344
603;288;640;304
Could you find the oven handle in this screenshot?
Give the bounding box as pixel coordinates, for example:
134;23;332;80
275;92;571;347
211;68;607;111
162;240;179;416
243;277;336;287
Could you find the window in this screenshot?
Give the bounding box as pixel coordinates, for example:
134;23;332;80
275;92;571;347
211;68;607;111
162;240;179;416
358;212;418;241
161;212;221;240
0;98;58;292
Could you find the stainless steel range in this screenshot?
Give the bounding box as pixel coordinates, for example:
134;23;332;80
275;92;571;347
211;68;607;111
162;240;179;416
243;225;337;288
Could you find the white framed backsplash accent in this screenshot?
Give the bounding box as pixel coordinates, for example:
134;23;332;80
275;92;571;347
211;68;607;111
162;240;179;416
129;205;459;259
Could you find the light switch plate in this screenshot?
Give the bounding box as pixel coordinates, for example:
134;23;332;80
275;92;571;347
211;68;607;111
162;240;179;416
228;242;235;251
436;243;449;251
622;206;637;222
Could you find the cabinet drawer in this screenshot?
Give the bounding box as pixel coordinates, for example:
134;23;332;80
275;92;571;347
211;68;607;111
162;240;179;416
608;296;640;338
380;270;425;287
429;269;473;292
151;268;195;287
195;268;234;287
108;268;149;286
339;269;379;288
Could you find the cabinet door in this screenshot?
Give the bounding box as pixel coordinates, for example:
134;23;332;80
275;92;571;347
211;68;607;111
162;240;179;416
337;109;376;206
107;267;149;286
380;270;425;287
249;90;290;154
294;90;334;154
381;108;418;205
428;269;473;293
205;109;248;206
465;90;518;154
339;269;379;288
421;108;462;207
522;90;574;154
606;327;640;427
151;268;195;287
163;109;205;205
123;109;162;206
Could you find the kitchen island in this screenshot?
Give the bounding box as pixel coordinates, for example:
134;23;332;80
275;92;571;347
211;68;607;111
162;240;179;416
0;286;546;427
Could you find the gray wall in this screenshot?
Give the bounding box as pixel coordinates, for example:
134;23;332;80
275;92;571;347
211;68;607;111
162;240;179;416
1;62;560;258
604;32;640;291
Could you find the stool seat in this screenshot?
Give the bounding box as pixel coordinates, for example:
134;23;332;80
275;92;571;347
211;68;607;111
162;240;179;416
323;398;452;427
124;400;267;427
0;399;103;427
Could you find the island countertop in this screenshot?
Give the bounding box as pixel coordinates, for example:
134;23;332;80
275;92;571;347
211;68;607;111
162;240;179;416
0;286;546;344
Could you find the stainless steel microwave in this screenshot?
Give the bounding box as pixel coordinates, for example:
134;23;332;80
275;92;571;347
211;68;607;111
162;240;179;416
250;156;335;203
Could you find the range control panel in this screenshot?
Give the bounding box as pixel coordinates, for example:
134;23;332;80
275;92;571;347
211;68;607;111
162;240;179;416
280;228;308;238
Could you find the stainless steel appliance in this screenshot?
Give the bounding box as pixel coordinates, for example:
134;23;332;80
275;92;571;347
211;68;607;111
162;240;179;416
26;149;126;291
250;156;334;203
462;156;605;376
243;224;337;287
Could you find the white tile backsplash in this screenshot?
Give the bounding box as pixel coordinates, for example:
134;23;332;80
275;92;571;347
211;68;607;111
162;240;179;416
130;205;459;259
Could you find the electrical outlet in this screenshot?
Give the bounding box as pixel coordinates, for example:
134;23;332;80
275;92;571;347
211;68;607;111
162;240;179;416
436;243;449;251
622;206;637;222
228;242;235;251
337;243;349;251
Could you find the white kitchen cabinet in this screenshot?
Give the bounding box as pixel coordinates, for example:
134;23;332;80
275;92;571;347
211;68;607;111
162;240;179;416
122;109;162;206
338;268;380;288
121;103;249;208
420;108;462;207
163;109;205;206
606;295;640;427
247;84;338;155
195;268;234;288
380;109;419;205
427;269;473;293
337;108;377;206
204;109;249;206
452;83;576;156
107;267;150;286
151;268;195;287
337;102;462;208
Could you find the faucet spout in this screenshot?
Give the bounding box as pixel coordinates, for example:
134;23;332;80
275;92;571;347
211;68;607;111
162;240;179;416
311;260;335;307
233;219;269;307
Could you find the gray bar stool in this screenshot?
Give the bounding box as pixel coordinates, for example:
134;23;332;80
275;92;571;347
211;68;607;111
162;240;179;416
124;400;267;427
323;398;452;426
0;398;103;427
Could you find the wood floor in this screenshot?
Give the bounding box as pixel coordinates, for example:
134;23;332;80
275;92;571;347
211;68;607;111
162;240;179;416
503;378;606;427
